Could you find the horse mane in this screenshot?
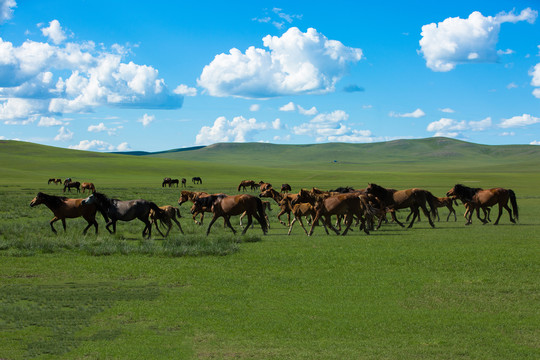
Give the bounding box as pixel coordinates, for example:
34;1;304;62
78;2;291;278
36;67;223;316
38;192;67;209
452;184;478;201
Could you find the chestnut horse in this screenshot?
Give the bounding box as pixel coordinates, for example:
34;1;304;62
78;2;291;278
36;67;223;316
148;205;183;237
365;183;437;228
238;180;256;192
30;192;108;234
82;192;164;238
281;183;292;193
48;178;62;185
406;196;458;222
259;188;298;226
192;194;267;235
446;184;518;225
81;182;96;193
178;190;224;225
258;181;272;192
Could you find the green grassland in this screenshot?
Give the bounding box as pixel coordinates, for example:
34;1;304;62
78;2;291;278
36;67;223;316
0;138;539;359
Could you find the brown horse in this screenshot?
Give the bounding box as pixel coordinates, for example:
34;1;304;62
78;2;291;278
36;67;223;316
181;178;187;187
192;194;267;235
63;181;81;193
81;182;96;193
30;192;108;234
259;181;272;192
446;184;518;225
148;205;183;237
406;196;458;222
365;183;437;228
281;198;317;235
259;188;298;226
240;200;272;229
162;177;172;187
48;178;62;185
281;183;292;193
178;190;209;224
292;190;373;236
238;180;256;192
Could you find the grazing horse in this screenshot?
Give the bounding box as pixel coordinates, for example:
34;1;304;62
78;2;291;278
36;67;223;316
181;178;187;187
170;179;179;187
238;180;256;192
192;177;203;184
365;183;437;228
82;192;164;238
30;192;108;234
81;182;96;193
446;184;518;225
281;183;292;193
63;181;81;193
192;194;267;235
148;205;183;237
162;177;172;187
48;178;62;185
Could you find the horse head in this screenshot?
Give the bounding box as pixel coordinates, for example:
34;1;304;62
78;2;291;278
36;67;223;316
30;192;45;207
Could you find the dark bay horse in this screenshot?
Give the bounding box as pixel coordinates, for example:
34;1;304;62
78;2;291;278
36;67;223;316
63;181;81;193
281;183;292;193
82;192;163;238
446;184;518;225
162;177;172;187
181;178;187;187
192;194;267;235
192;177;203;184
365;183;437;228
48;178;62;185
30;192;108;234
170;179;179;187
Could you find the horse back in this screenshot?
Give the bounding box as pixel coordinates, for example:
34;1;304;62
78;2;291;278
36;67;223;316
57;198;97;218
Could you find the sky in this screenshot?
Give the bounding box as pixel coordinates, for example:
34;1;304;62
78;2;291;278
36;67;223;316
0;0;539;152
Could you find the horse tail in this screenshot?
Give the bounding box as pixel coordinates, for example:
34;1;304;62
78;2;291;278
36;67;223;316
237;183;242;191
255;197;268;233
509;189;518;221
425;191;438;218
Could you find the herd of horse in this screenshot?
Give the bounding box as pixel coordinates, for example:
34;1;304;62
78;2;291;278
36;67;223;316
48;178;96;193
32;178;519;238
162;177;203;187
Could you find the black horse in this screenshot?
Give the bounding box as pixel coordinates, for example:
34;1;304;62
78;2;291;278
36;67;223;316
82;192;163;238
192;177;203;184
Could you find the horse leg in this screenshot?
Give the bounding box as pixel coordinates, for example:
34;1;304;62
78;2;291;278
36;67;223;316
206;215;220;236
476;207;488;224
223;216;237;235
341;214;354;236
106;220;116;234
390;211;405;227
241;214;253;235
493;204;505;225
61;218;67;232
153;219;166;237
49;217;59;234
420;205;435;228
502;203;515;224
407;207;419;228
82;218;96;235
276;209;288;226
172;218;184;234
239;211;246;228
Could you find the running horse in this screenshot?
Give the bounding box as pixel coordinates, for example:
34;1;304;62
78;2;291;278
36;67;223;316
82;192;164;238
365;183;438;228
148;205;184;237
446;184;518;225
30;192;108;234
191;194;267;236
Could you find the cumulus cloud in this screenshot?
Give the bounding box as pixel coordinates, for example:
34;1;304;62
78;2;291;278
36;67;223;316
0;98;46;124
38;116;63;126
419;8;537;71
173;84;197;96
138;113;155;127
0;21;183;122
530;140;540;145
389;108;426;118
69;139;115;151
298;105;317;116
195;116;268;145
54;126;73;141
40;20;67;44
198;27;363;98
499;114;540;128
293;110;373;142
272;118;282;130
0;0;15;23
88;122;121;135
426;117;492;137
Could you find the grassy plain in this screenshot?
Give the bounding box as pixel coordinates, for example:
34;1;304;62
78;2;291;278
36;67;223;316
0;138;539;359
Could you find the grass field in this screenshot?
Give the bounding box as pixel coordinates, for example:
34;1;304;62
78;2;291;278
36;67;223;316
1;139;539;359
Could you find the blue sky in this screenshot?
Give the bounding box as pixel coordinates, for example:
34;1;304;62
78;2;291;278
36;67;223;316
0;0;539;151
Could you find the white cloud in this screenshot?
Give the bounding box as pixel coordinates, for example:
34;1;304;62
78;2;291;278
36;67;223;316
195;116;268;145
69;139;114;151
0;0;16;23
138;113;155;127
507;82;518;89
293;110;373;142
0;22;183;119
530;63;540;98
198;27;363;98
279;101;296;111
499;114;540;128
38;116;63;126
40;20;67;45
249;104;260;112
497;48;515;55
298;105;317;116
427;116;493;136
530;140;540;145
439;107;455;113
272;118;282;130
419;8;537;71
88;122;121;135
253;7;302;30
500;131;515;136
0;98;46;124
116;142;130;151
173;84;197;96
389;108;425;118
54;126;73;141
